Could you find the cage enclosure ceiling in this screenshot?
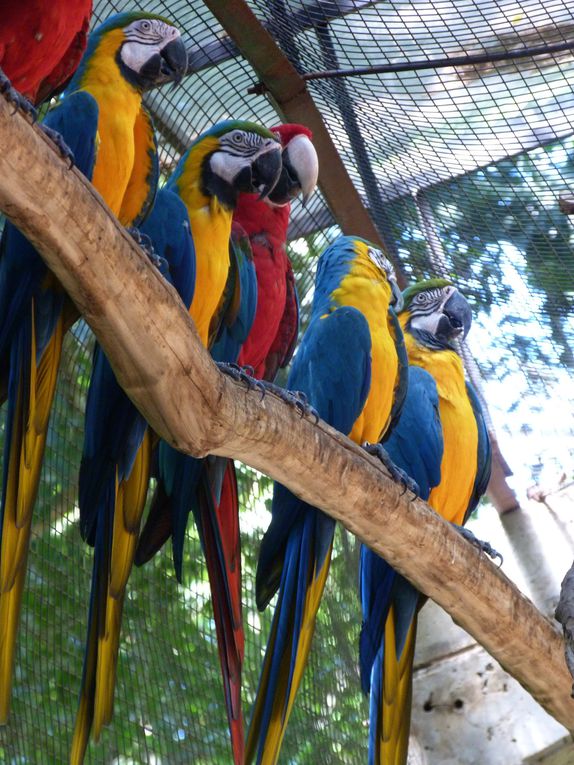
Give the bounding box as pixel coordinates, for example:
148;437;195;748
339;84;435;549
0;1;573;763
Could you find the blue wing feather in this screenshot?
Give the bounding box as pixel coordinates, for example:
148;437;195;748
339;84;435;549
211;224;257;364
79;186;195;545
463;382;492;524
360;366;443;686
248;306;373;763
0;90;99;725
289;306;372;431
255;306;372;608
141;187;196;308
381;307;409;443
43;91;99;178
384;366;443;498
359;365;444;763
0;91;98;362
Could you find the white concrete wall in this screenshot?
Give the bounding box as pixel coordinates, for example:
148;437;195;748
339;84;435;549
408;491;574;764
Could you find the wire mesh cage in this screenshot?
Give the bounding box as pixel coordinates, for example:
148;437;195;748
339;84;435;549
1;0;574;763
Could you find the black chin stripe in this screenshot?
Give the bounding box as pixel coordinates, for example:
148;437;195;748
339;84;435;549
410;327;453;351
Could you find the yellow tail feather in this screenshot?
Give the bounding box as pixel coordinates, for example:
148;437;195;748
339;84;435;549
92;433;151;738
70;597;99;765
18;309;63;528
246;543;333;765
245;603;280;764
0;303;63;722
0;560;28;724
379;610;417;765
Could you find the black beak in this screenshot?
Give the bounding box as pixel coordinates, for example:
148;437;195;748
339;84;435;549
267;148;301;205
159;37;188;85
438;290;472;341
139;36;188;89
248;146;282;199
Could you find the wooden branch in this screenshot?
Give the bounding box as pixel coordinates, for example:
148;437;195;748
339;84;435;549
0;94;572;730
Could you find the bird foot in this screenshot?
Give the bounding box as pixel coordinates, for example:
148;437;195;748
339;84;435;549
215;365;319;421
0;69;36;119
363;442;419;498
39;125;74;167
260;381;319;421
127;227;168;275
452;524;503;565
555;561;574;696
216;362;267;397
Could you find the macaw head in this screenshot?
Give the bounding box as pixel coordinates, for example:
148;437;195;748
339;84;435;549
267;124;319;206
400;279;472;348
70;12;188;93
314;236;403;311
362;241;403;310
172;120;283;209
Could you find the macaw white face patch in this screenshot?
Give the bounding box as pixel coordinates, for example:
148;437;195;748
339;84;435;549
409;285;456;334
210;130;279;186
209;151;251;186
367;246;395;280
120;18;181;73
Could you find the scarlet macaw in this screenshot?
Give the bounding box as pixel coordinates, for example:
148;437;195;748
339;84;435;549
131;120;282;765
71;186;195;763
0;1;93;105
235;123;319;380
206;123;318;761
0;11;187;726
359;279;491;765
246;235;407;765
207;122;319;673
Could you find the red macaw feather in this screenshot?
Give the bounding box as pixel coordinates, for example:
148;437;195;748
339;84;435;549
0;1;92;103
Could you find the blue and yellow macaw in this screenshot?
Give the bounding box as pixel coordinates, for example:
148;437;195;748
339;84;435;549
359;279;492;765
246;235;407;765
132;120;282;765
71;186;195;763
0;11;187;726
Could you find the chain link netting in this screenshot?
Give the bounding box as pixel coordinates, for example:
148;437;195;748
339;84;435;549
1;0;573;762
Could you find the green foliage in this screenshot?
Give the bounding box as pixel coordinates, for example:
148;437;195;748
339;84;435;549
421;139;574;366
0;323;370;764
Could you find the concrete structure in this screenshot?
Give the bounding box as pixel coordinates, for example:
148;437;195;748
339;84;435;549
410;490;574;764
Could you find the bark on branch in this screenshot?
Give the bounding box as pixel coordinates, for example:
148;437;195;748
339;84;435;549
0;94;572;730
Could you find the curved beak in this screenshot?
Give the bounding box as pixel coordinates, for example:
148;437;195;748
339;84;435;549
139;33;188;89
390;279;404;312
250;144;282;200
268;134;319;206
440;289;472;340
159;36;188;85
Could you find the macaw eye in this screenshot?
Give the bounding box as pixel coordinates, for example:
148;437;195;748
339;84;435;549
415;293;427;303
233;133;244;144
367;246;393;276
140;20;151;31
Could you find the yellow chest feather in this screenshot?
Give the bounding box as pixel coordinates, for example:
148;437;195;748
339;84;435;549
408;340;478;524
187;201;232;347
91;101;139;221
331;267;399;446
175;153;232;348
78;34;145;224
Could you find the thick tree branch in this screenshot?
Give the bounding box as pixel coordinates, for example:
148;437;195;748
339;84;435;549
0;95;572;730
